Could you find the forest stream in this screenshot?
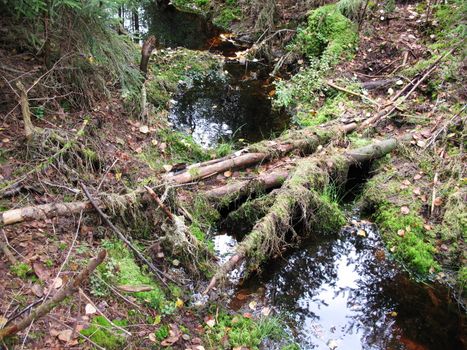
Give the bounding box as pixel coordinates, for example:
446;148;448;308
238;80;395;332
150;4;465;350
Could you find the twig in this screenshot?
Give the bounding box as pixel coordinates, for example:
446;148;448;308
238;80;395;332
144;186;174;222
327;81;380;106
430;172;439;217
0;230;18;265
40;211;83;306
0;250;106;340
96;158;119;192
80;183;176;287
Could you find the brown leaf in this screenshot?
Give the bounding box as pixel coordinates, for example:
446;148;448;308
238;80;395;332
397;229;405;237
402;179;411;186
57;329;73;342
413;187;421;195
413;174;423;180
433;197;443;206
400;206;410;215
117;284;154;293
33;261;50;281
31;284;44;297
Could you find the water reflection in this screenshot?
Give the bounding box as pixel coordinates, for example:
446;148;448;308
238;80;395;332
259;220;464;350
169;62;290;147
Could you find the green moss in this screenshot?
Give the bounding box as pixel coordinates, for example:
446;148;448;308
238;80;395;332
213;0;242;29
274;4;358;116
172;0;210;14
139;128;210;171
347;133;372;148
96;240;167;310
205;313;286;350
376;205;438;275
80;316;127;350
10;262;32;279
155;324;170;341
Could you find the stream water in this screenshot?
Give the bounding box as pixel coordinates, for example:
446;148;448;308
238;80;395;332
146;5;465;349
215;215;465;350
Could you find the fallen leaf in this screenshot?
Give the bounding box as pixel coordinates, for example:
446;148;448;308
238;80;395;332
172;259;180;267
248;301;257;310
52;277;63;289
389;311;398;317
413;187;421;195
397;229;405;237
176;298;184;308
400;206;410;215
139;125;149;134
416;140;426;148
117;284;154;293
85;303;97;315
413;174;422;180
0;316;7;328
433;197;443;206
242;312;253;319
205;317;215;328
163;164;173;172
261;307;271;316
57;329;73;342
148;333;157;342
33;261;50;281
402;179;411;186
356;229;366;237
31;284;44;297
424;224;432;231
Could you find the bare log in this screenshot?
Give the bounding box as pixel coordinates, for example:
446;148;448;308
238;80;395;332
1;123;357;226
0;250;106;340
204;137;404;294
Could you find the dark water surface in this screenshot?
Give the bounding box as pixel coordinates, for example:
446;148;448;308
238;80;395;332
168;61;290;147
224;218;465;350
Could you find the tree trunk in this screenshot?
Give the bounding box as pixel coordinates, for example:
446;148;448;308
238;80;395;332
140;36;157;78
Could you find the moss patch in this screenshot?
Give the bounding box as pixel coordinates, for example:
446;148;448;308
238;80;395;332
80;316;127;350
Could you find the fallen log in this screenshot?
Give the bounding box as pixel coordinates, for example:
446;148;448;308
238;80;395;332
166;123;357;184
0;250;106;340
204;137;403;294
0;188;145;226
1;122;357;226
204;170;289;202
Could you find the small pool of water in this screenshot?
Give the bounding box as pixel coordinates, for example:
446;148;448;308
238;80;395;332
168;60;291;147
229;217;465;350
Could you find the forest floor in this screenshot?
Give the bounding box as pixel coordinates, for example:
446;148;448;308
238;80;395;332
0;1;465;349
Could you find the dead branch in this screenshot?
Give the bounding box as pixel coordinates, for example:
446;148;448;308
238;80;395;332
80;183;176;287
0;250;106;340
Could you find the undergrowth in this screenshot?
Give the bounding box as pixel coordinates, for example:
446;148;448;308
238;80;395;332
274;3;358;125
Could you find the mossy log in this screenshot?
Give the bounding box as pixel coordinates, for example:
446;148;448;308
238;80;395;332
1;123;356;226
204;137;402;293
204;170;289;202
165;123;357;184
